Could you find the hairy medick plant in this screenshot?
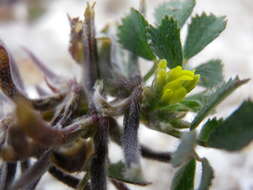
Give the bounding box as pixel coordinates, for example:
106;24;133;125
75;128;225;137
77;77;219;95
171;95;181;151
0;0;252;190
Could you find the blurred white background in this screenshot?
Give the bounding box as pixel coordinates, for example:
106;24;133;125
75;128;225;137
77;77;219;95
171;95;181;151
0;0;253;189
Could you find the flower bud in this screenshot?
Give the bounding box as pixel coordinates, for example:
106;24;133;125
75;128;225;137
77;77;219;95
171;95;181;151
153;59;200;105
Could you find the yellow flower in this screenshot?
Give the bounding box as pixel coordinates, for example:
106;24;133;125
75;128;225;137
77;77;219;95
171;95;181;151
153;59;200;105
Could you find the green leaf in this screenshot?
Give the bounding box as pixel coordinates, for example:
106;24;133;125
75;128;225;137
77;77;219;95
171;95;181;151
148;17;183;68
154;0;195;27
191;77;249;129
118;8;155;60
196;59;224;88
185;91;210;110
171;131;196;167
170;119;191;129
180;99;202;112
199;118;223;144
197;158;214;190
171;159;196;190
158;100;201;113
207;101;253;151
184;13;227;59
108;161;150;186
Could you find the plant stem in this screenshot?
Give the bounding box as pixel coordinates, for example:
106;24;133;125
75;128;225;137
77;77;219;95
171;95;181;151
141;145;171;162
10;150;51;190
143;63;156;82
122;86;142;168
0;162;17;190
82;2;98;97
90;117;109;190
49;166;80;188
77;173;90;190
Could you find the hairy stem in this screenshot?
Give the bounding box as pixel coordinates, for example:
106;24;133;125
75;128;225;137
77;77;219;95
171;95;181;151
82;3;98;96
0;162;17;190
122;86;142;168
90;117;109;190
49;166;80;188
10;150;51;190
141;145;171;162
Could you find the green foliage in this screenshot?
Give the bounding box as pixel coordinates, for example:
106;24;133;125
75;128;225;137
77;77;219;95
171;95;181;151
154;0;196;27
158;99;202;113
197;158;214;190
148;17;183;68
191;77;249;129
199;118;223;144
196;59;224;88
207;101;253;151
118;8;155;60
171;159;196;190
185;91;210;110
180;99;202;112
184;13;226;59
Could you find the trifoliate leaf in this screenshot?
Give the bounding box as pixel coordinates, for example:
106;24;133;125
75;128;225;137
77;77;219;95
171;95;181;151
199;118;223;144
171;131;196;167
191;77;249;129
207;101;253;151
197;158;214;190
171;159;196;190
184;13;227;59
148;17;183;68
118;8;155;60
196;59;224;88
154;0;195;27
